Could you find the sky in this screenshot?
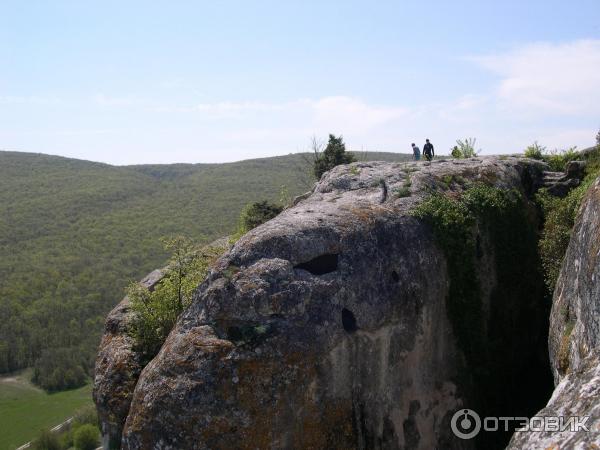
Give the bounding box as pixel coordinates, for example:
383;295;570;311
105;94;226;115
1;0;599;164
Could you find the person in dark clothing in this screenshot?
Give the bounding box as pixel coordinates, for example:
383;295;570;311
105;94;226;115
423;139;434;161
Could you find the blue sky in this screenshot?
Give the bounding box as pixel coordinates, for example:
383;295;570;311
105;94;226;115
1;0;599;164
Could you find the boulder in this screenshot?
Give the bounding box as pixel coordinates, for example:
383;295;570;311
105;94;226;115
549;176;600;382
507;176;600;449
93;269;164;450
565;160;586;180
95;157;553;449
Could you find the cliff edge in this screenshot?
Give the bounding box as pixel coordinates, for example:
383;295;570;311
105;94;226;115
508;175;600;449
95;157;554;449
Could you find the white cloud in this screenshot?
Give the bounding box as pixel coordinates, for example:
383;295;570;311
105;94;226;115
157;96;409;135
311;96;408;134
0;95;62;105
473;39;600;116
9;39;597;164
93;94;137;107
193;100;300;117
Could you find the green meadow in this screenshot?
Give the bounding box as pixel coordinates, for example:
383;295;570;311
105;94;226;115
0;371;92;450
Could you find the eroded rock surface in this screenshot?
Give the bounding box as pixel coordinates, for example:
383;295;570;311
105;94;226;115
549;176;600;382
93;269;164;450
508;176;600;449
95;157;553;449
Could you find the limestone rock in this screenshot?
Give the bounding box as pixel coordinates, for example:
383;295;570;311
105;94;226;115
506;353;600;449
93;269;164;450
549;176;600;383
95;157;552;449
507;176;600;449
565;160;586;180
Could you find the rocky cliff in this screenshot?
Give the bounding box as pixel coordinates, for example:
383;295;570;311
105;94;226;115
507;176;600;449
95;156;555;449
93;269;164;449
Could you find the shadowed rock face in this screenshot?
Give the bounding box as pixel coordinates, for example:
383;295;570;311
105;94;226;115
549;177;600;382
508;176;600;449
95;157;553;449
93;269;164;450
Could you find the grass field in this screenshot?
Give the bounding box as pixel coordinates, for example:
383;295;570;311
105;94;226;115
0;370;92;450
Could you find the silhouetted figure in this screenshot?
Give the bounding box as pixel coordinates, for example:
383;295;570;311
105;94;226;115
411;143;421;161
423;139;435;161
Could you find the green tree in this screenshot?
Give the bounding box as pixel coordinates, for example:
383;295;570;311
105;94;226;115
543;146;579;171
524;141;546;160
73;424;99;450
238;201;283;233
451;138;480;159
32;347;87;391
72;405;99;428
128;237;224;358
537;174;596;290
31;429;61;450
313;134;356;179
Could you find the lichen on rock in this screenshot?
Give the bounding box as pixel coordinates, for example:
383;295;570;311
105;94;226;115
508;175;600;449
94;157;555;449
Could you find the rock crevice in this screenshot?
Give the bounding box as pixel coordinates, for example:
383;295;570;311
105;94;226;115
94;157;555;449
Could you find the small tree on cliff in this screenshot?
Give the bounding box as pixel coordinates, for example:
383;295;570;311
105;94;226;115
238;200;283;233
313;134;356;179
127;237;224;358
451;138;480;159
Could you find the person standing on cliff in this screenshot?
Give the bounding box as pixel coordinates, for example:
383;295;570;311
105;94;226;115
411;143;421;161
423;139;435;161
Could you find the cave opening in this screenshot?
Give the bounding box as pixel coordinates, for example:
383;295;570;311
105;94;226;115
342;308;358;333
295;253;339;275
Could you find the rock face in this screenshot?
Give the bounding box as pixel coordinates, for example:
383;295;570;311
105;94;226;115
93;269;164;450
508;176;600;449
539;160;586;198
549;176;600;382
95;157;553;449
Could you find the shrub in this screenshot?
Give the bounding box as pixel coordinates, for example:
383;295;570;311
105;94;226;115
543;146;579;172
451;138;480;159
32;348;87;391
537;174;596;290
536;131;600;290
229;200;284;244
73;424;99;450
524;141;546;160
394;186;411;198
128;237;224;358
313;134;356;179
31;429;61;450
73;405;99;428
411;183;523;365
238;200;283;233
583;134;600;173
394;174;412;198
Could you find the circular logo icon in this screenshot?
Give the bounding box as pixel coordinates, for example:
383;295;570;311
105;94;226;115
451;408;481;439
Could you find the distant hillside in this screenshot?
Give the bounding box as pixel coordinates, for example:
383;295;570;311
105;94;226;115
0;150;411;377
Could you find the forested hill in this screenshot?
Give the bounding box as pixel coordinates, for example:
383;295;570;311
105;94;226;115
0;150;411;383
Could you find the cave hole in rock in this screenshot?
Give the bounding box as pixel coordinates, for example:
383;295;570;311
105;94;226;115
391;270;400;283
342;308;358;333
295;253;339;275
227;326;244;342
476;234;484;259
